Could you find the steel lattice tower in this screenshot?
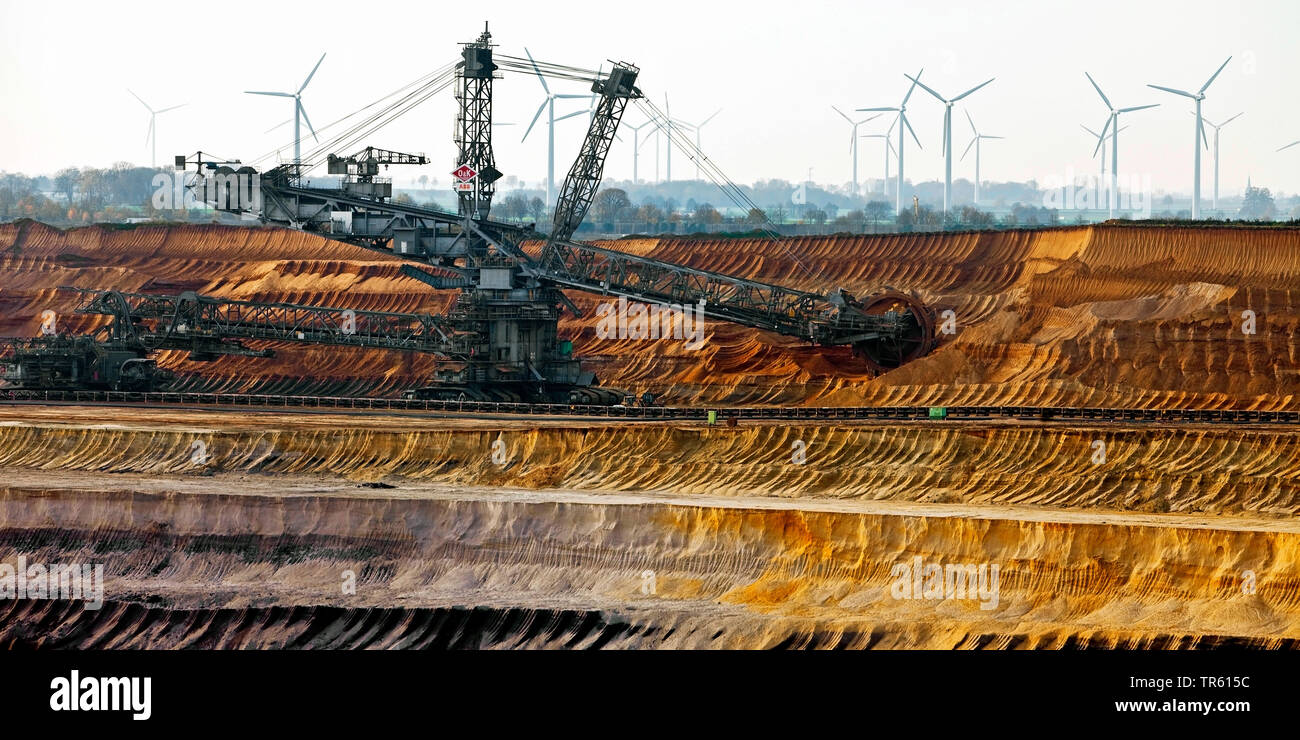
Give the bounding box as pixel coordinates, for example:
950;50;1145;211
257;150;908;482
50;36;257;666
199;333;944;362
454;23;502;221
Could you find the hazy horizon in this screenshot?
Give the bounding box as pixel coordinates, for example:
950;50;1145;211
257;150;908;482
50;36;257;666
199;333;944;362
3;0;1299;200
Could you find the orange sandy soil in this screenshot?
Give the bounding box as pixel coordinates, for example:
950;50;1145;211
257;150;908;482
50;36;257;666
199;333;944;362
1;220;1299;648
4;219;1300;407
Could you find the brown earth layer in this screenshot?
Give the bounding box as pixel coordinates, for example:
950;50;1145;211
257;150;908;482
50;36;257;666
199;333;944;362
3;221;1299;648
3;220;1299;407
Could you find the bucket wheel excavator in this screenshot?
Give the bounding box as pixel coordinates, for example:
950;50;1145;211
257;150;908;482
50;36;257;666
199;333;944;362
4;23;938;402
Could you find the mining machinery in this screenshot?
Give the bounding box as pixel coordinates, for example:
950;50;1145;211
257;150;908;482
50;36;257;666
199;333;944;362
4;25;937;403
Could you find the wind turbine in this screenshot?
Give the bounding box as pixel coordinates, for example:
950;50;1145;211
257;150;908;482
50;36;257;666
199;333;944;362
627;119;658;183
1195;111;1243;213
1280;139;1300;153
1081;121;1126;183
127;90;184;168
905;72;996;218
857;68;924;214
246;52;326;167
832;106;880;196
961;110;1003;205
860;117;898;198
1147;56;1232;219
1084;71;1159;218
671;108;722;180
521;47;590;209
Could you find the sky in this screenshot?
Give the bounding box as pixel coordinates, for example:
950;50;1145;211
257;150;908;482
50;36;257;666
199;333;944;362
2;0;1299;199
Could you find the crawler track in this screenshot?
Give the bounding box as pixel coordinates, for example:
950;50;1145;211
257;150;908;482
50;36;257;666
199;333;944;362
2;389;1297;424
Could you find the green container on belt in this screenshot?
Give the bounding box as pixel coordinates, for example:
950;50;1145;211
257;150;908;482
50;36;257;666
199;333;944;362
928;407;948;419
707;410;718;425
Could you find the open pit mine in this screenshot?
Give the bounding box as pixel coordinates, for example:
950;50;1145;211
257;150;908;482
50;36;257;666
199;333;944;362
1;26;1297;652
2;218;1298;649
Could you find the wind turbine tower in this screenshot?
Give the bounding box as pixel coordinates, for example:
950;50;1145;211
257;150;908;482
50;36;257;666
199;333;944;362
905;72;996;218
127;89;185;168
1196;111;1243;212
832;106;879;196
245;52;327;167
860;118;898;199
858;68;924;214
521;47;590;208
1147;56;1232;219
961;110;1003;205
1084;71;1159;218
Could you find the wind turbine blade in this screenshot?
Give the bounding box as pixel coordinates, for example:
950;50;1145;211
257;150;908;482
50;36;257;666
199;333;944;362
145;117;154;146
856;106;899;112
1118;103;1159;113
855;113;882;125
1200;118;1209;149
1199;56;1232;94
886;115;897;136
832;105;853;124
983;135;1005;139
1147;84;1196;99
1084;72;1112;110
298;52;326;94
298;101;318;142
1081;124;1100;138
553;110;588;122
849;130;856;153
552;94;589;99
155;103;186;114
246;91;293;97
902;113;922;149
127;88;153;112
522;99;547;141
905;73;945;103
951;77;994;102
524;47;550;95
1221;112;1244;127
700;108;722;127
1092;117;1112;157
1278;140;1300;152
265;119;292;134
961;136;976;161
902;68;923;106
887;139;897;156
965;108;977;135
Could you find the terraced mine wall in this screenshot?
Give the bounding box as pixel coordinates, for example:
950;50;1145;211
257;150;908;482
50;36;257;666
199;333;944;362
4;220;1300;408
0;419;1298;517
0;413;1297;648
2;478;1296;649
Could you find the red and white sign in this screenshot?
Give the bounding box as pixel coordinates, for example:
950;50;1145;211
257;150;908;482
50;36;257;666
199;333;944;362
455;182;475;192
452;164;477;182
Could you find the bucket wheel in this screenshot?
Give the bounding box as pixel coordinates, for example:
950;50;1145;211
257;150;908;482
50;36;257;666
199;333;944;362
847;290;937;373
